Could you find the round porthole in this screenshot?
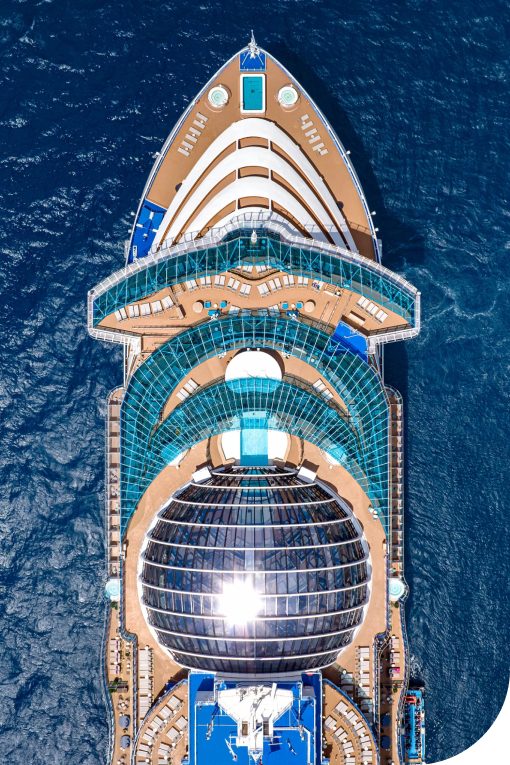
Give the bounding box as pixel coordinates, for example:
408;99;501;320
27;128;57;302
278;84;299;107
208;84;229;108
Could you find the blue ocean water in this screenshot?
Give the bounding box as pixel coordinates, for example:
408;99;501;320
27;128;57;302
0;1;508;762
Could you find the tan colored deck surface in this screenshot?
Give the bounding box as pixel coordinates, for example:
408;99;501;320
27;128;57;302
99;272;408;348
323;681;378;765
147;55;376;258
135;685;189;765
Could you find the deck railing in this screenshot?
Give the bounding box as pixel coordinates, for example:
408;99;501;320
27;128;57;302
99;602;116;765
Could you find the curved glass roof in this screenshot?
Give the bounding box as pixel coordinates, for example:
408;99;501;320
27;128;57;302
140;466;370;675
142;377;386;529
119;315;389;532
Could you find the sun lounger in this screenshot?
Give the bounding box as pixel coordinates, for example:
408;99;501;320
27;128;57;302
229;305;240;314
185;279;198;291
282;274;295;287
167;728;179;743
239;283;251;296
174;716;187;731
199;276;212;287
214;274;226;286
258;283;270;296
167;696;181;711
151;300;163;313
161;296;174;309
140;303;151;316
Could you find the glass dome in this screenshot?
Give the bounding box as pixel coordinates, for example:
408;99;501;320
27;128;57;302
140;466;370;675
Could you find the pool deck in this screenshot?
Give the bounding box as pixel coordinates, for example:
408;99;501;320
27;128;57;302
97;269;409;355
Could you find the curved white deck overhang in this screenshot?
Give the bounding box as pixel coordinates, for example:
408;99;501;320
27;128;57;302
159;146;346;246
179;176;335;244
153;118;357;250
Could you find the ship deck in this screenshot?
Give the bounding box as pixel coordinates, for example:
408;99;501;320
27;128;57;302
137;52;378;260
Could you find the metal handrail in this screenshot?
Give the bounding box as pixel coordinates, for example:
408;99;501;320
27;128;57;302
385;385;412;765
90;212;419;301
99;602;116;765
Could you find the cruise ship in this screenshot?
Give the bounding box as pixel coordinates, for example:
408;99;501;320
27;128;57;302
88;36;421;765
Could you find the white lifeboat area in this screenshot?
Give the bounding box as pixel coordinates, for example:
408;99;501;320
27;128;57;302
153;118;357;250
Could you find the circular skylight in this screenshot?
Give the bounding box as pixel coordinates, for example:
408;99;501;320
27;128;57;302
278;84;299;107
208;84;229;108
139;465;370;675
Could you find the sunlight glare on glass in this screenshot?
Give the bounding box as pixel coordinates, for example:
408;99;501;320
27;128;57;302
218;580;262;625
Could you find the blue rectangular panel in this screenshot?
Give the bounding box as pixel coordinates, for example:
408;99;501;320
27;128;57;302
242;75;264;111
240;50;266;71
240;413;268;465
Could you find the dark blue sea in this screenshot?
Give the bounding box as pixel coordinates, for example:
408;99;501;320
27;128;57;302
0;1;508;762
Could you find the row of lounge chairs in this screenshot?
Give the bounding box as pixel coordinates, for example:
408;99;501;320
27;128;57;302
137;700;187;765
176;377;199;402
239;263;270;274
115;295;175;321
357;646;371;693
357;296;388;323
138;647;154;721
331;700;374;764
301;113;329;156
185;275;253;296
257;274;310;295
109;637;121;676
313;378;334;401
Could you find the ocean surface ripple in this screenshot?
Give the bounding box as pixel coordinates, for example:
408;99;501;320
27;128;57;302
0;1;508;763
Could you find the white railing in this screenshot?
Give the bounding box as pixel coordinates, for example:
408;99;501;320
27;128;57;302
91;211;418;301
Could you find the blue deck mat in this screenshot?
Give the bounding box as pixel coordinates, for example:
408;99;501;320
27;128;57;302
189;672;319;765
329;320;368;360
129;199;166;263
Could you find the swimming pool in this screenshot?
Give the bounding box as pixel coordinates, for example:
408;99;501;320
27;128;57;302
240;413;268;465
241;74;265;113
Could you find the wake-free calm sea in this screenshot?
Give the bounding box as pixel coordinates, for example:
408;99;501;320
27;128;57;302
0;1;508;762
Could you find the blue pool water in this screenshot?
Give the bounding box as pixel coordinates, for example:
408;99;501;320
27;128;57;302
0;2;508;763
240;414;269;465
242;74;264;111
